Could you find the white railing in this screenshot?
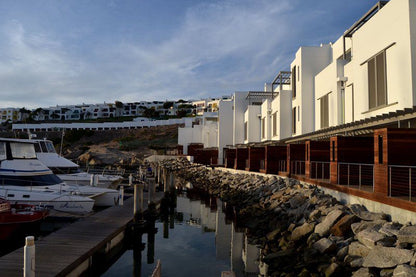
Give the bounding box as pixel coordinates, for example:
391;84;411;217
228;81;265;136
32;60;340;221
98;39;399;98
310;161;330;180
290;160;305;175
338;162;374;191
388;165;416;202
278;160;286;172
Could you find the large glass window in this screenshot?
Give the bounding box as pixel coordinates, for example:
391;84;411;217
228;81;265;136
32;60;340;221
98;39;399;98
292;107;296;134
292;66;297;98
272;112;277;137
10;143;36;159
261;117;266;139
368;51;387;109
45;141;56;153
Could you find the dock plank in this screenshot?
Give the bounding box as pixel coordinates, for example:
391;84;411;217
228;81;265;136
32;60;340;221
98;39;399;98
0;192;164;277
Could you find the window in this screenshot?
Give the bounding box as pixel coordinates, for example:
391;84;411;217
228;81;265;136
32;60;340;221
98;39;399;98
244;122;248;141
368;51;387;109
292;107;296;134
272;112;277;137
378;135;383;164
261;117;266;139
320;94;329;128
10;143;36;159
292;66;297;98
298;106;300;121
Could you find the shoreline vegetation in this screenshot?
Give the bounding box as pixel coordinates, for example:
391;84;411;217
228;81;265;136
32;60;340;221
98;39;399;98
157;158;416;276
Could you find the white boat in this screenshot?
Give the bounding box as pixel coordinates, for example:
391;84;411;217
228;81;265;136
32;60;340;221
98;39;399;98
0;186;94;214
11;139;120;206
0;138;101;212
34;139;123;188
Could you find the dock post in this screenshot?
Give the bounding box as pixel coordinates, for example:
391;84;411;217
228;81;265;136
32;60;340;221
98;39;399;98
164;170;169;192
148;178;155;204
24;236;35;277
119;185;124;206
129;174;133;186
169;171;175;190
147;221;156;264
90;174;95;186
134;184;144;220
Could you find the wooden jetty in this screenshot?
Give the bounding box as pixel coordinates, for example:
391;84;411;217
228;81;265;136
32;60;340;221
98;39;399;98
0;192;164;277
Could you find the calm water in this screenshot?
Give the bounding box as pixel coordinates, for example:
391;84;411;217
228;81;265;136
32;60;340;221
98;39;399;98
103;195;262;277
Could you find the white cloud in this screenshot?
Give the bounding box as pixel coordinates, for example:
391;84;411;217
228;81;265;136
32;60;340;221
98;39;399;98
0;0;366;108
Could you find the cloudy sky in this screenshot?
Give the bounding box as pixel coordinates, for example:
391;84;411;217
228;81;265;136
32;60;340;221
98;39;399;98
0;0;379;108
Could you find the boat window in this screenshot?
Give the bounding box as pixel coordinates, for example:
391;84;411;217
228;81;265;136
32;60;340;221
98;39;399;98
45;141;56;153
34;143;42;153
0;142;5;160
10;143;36;159
23;195;30;198
7;194;14;197
40;141;48;153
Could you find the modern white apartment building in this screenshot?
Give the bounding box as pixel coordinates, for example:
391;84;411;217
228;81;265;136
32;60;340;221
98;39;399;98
217;99;233;163
315;0;416;131
0;108;22;123
290;44;332;136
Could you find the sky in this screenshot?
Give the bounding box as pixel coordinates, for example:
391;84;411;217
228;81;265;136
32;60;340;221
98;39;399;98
0;0;382;108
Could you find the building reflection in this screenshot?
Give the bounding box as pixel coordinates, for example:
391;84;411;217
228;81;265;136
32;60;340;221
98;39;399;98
175;195;265;277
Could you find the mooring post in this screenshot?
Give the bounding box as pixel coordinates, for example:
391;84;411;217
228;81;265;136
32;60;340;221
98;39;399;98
169;171;175;190
163;220;169;238
90;174;95;186
133;184;144;220
147;221;156;264
148;178;155;204
24;236;35;277
129;174;133;186
119;185;124;206
164;169;169;192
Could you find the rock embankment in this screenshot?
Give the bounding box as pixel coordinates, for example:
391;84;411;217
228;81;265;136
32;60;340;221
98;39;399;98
159;158;416;277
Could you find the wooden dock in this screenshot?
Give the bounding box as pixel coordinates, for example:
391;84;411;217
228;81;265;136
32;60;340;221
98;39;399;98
0;192;164;277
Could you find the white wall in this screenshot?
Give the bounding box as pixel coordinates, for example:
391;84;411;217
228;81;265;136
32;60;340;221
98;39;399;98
260;99;271;142
244;105;261;143
271;87;292;140
218;100;234;164
233;92;249;145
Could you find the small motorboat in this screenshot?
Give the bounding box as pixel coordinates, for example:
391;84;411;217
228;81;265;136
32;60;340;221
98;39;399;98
0;197;48;240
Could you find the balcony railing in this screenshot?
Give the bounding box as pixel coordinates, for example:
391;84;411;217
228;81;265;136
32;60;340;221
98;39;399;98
290;160;305;175
338;162;374;192
260;160;265;170
310;161;330;180
278;160;287;172
389;165;416;202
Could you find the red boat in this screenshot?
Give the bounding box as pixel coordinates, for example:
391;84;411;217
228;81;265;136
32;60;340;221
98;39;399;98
0;198;49;240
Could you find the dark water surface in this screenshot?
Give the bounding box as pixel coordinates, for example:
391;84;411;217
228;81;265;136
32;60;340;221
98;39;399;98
103;195;262;277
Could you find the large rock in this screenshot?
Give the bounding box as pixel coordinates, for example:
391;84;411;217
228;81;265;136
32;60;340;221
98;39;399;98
351;220;385;235
313;238;336;254
348;204;387;221
315;209;344;236
330;214;358;237
352;268;376;277
348;241;370;257
291;222;315;241
362;246;414;268
398;225;416;244
356;229;386;248
379;222;402;237
393;264;416;277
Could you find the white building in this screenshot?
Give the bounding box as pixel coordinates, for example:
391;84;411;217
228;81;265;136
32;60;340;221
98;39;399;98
290;44;332;136
315;0;416;131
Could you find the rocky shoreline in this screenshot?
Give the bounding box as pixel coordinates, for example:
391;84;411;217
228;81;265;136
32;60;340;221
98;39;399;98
157;158;416;277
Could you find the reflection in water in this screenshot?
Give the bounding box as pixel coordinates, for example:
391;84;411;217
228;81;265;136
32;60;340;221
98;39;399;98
103;193;263;277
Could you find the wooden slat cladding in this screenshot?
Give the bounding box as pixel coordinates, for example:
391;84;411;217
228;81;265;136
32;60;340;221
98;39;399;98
235;148;248;170
248;146;265;172
287;144;305;174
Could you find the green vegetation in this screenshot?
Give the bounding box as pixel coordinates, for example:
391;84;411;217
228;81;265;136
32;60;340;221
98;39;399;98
64;129;95;143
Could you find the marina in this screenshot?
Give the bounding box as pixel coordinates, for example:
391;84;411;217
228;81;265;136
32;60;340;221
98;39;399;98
0;189;164;276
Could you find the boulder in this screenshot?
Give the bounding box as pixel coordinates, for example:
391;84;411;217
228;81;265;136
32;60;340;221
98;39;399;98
291;222;315;241
362;246;414;268
324;262;339;277
393;264;416;277
315;209;344;236
356;229;386;248
348;204;387;221
380;269;394;277
330;214;358;237
352;268;376;277
398;225;416;244
348;241;370;257
351;220;385;235
313;238;336;254
379;222;402;237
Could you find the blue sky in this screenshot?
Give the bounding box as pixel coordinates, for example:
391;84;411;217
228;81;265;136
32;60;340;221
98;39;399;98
0;0;381;108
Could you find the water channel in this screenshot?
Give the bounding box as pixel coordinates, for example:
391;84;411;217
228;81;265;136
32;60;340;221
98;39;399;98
103;193;265;277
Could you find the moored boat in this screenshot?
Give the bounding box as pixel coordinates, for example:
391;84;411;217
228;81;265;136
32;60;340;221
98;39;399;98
0;197;48;240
